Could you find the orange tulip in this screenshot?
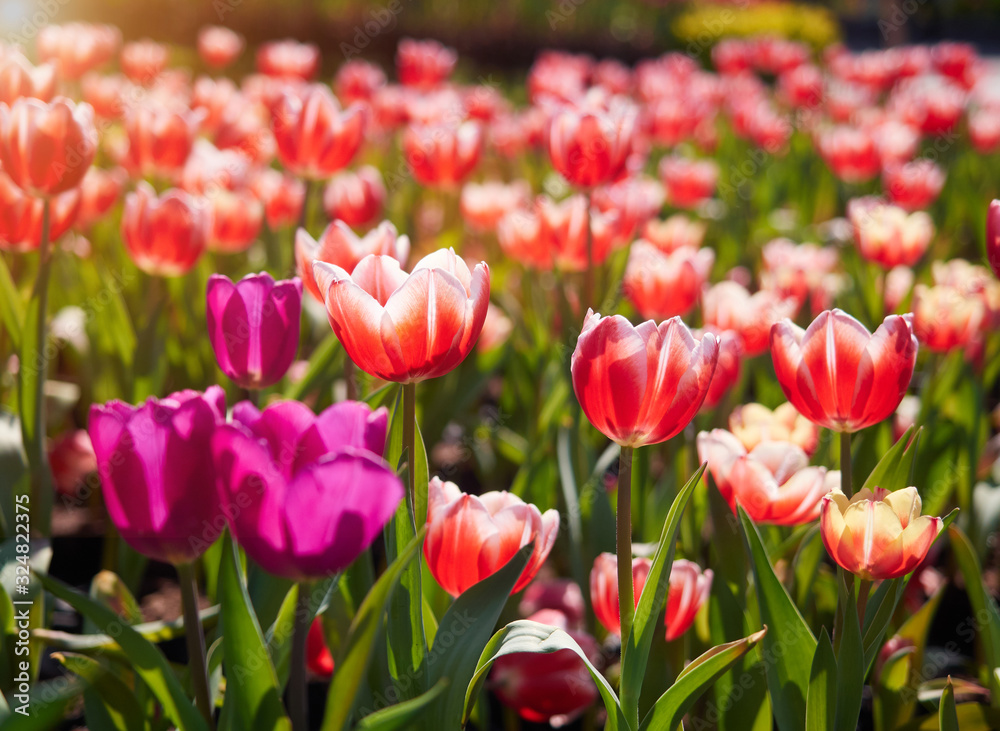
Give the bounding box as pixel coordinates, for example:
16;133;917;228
0;52;55;105
313;248;489;383
120;39;169;83
122;104;203;178
424;477;559;597
403;120;483;188
572;311;718;448
36;23;120;80
821;486;942;580
322;166;386;229
251;169;304;230
207;189;263;254
0;173;80;252
729;402;819;456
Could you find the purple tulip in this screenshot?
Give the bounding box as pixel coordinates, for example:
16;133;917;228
212;399;402;580
88;387;226;564
206;272;303;389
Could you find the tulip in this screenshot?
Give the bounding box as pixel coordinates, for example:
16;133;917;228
912;283;985;353
729;402;819;456
699;329;742;410
88;386;226;564
820;486;942;580
306;618;334;678
213;399;400;579
592;175;665;242
120;40;169;83
847;197;934;269
572;311;718;448
81;72;127;119
623;242;714;320
0;97;96;198
334;60;387;105
0;52;55;105
540;194;625;272
518;579;586;628
883;160;945;212
190;76;240;133
988;200;1000;279
490;609;601;725
180;140;251;195
760;239;841;316
198;26;244;69
121;182;209;276
547;97;637;188
397;38;457;89
272;85;365;180
252;169;305;230
424;477;559;597
460;180;531;233
890;76;966;137
207;190;264;254
403;120;483;188
122;104;203;178
817;125;880;183
206;273;302;390
642;215;706;253
731;454;838;526
256;40;320;80
322;166;386;228
48;430;97;497
77;166;127;229
590;553;653;637
313;248;489;383
698;428;809;510
659;156;718;209
970;109;1000;154
770;309;918;435
478;303;513;354
296;220;410;303
0;173;80;253
703;281;798;357
37;23;120;80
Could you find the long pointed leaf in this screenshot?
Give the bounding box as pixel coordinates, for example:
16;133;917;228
219;535;291;731
620;463;706;726
34;571;209;731
463;620;627;731
738;507;816;731
355;680;447;731
639;628;766;731
52;652;145;731
860;426;920;494
805;628;836;731
320;528;425;731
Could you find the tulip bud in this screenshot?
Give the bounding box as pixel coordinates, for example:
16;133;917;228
820;486;942;580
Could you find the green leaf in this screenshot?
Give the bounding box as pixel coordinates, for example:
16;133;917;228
805;628;836;731
52;652;145;731
426;544;535;731
463;620;627;731
320;527;425;731
218;535;291;731
355;680;447;731
940;678;959;731
860;425;920;494
950;524;1000;703
738;507;817;731
283;331;344;401
0;678;83;731
86;570;144;634
0;256;23;351
639;628;767;731
834;580;864;731
34;571;210;731
620;463;706;727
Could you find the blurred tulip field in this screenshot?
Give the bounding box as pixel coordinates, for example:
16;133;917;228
3;1;1000;730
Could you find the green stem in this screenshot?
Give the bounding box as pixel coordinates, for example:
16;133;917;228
177;562;213;728
584;188;594;309
289;582;311;731
857;578;872;626
618;445;635;641
19;198;53;536
297;180;315;236
344;358;358;401
403;382;417;525
840;430;853;498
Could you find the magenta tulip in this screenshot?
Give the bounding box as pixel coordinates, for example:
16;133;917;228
88;387;226;564
212;400;402;580
206;273;302;390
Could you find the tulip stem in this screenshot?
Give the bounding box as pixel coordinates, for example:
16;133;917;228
177;562;213;728
344;358;358;401
403;382;418;524
298;180;315;234
840;431;853;498
617;444;635;642
289;582;311;731
584;188;594;309
19;198;53;536
857;578;872;625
